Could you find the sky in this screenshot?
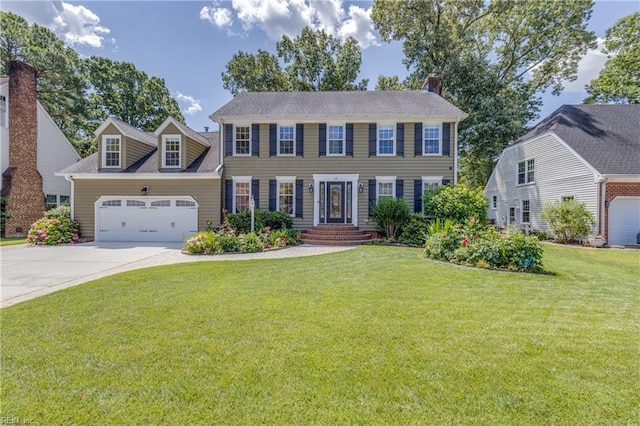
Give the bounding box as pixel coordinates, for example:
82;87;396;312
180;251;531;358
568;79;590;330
4;0;639;133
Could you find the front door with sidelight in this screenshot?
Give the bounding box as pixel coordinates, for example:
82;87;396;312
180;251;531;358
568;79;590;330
327;182;345;223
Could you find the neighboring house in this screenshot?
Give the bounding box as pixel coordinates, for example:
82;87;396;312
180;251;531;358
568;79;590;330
210;77;467;232
485;104;640;246
1;60;81;237
57;116;222;242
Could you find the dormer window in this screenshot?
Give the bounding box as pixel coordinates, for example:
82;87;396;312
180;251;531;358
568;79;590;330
102;135;121;168
162;134;181;168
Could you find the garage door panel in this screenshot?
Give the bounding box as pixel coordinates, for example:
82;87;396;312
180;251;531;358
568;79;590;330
609;196;640;246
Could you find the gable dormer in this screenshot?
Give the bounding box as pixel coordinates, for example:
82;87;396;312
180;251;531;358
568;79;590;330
155;117;209;170
94;117;156;170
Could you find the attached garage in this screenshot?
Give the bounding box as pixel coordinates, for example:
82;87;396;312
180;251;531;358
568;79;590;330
95;196;198;242
608;196;640;246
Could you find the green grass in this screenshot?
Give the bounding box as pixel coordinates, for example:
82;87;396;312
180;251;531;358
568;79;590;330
1;245;638;424
0;237;27;246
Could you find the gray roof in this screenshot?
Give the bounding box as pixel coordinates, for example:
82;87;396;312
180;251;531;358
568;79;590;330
59;131;220;175
103;117;157;146
210;90;467;121
518;104;640;175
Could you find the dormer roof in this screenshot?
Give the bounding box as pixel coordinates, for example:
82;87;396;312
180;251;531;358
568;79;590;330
94;117;157;147
155;116;210;147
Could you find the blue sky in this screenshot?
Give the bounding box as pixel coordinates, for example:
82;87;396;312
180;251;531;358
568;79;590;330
4;0;639;133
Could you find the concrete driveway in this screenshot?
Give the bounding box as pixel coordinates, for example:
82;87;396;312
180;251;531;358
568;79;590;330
0;242;183;308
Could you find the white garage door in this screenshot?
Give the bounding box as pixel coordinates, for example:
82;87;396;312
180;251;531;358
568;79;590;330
96;196;198;242
608;196;640;246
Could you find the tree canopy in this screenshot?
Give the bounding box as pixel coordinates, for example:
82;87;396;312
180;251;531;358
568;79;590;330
585;12;640;104
372;0;596;186
222;27;368;95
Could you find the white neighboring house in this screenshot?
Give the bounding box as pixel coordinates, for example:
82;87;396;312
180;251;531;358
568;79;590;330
485;104;640;246
0;75;81;209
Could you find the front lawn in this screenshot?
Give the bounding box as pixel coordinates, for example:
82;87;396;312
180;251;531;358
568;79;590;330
1;245;638;424
0;237;27;246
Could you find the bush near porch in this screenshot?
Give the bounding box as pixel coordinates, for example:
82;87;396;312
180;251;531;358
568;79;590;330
27;205;80;246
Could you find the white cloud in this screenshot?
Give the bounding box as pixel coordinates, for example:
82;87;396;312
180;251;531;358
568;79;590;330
175;92;202;116
199;0;380;49
562;38;609;92
52;2;110;48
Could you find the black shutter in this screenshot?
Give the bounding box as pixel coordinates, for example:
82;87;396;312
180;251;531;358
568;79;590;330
296;123;304;157
318;123;326;156
442;179;451;185
225;179;233;213
269;179;277;211
295;179;303;218
396;123;404;157
368;179;376;216
396;179;404;198
346;123;354;156
225;124;233;157
369;123;377;157
414;123;422;156
442;122;451;156
269;124;277;156
251;124;260;157
252;179;260;209
414;180;423;213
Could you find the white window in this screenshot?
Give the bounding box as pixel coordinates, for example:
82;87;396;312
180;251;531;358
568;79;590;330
162;134;181;168
102;135;121;168
376;176;396;200
517;158;535;185
46;195;70;210
492;195;498;210
423;124;441;155
233;177;252;213
561;195;575;202
327;124;345;156
276;176;296;216
522;200;530;223
0;95;7;127
377;125;395;155
234;125;251;156
278;125;295;156
422;176;442;193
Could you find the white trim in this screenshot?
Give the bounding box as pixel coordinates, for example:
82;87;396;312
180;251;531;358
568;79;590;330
560;194;575;202
516;157;535;186
375;176;397;200
212;114;466;124
491;194;498;210
101;135;121;169
277;124;296;156
422;122;442;156
275;176;296;216
312;173;359;226
56;173;220;180
155;116;209;147
162;134;182;168
376;123;395;156
94;117;156;146
326;123;346;156
233;124;252;157
232;176;252;213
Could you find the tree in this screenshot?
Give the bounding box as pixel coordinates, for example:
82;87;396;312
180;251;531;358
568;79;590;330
585;12;640;104
372;0;596;186
375;75;407;91
423;184;488;224
222;27;368;95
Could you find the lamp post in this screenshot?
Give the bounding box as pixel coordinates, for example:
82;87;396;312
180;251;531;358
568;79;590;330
250;195;255;232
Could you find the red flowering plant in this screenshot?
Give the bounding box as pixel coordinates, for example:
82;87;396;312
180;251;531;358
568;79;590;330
27;216;81;245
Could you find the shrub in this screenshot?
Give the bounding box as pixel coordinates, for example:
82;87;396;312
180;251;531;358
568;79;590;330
541;200;595;243
423;219;460;260
398;213;430;246
183;231;222;255
0;196;7;235
423;184;488;224
218;235;240;253
371;197;411;239
239;232;265;253
44;204;71;218
226;210;263;235
261;210;293;230
27;216;80;245
268;229;299;247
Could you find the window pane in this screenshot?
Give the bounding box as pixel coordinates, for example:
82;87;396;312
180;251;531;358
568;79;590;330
378;181;393;197
517;161;525;184
235;126;250;155
278;182;294;215
279;126;294;155
60;195;70;205
522;200;530;223
378;126;394;154
423;125;440;154
235;182;250;212
105;137;120;166
328;125;344;155
527;159;535;183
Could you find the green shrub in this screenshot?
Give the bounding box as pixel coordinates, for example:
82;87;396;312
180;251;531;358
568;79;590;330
423;184;488;224
226;210;263;235
183;231;222;254
262;210;293;230
44;204;71;218
27;216;80;245
218;235;240;253
268;229;299;247
398;213;430;246
239;232;265;253
424;219;460;260
541;200;595;243
371;197;411;239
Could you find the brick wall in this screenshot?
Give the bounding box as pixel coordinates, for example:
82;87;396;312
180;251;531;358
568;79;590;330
3;60;45;237
604;182;640;241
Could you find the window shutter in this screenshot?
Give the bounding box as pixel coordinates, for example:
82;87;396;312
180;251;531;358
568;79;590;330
269;179;276;211
295;179;303;218
442;179;451;185
318;123;326;156
442;122;451;156
369;123;377;157
414;180;423;213
414;123;422;156
225;179;233;213
396;123;404;157
296;123;304;157
368;179;376;216
225;124;233;157
251;124;260;157
396;179;404;198
346;123;354;156
269;124;277;156
252;179;260;209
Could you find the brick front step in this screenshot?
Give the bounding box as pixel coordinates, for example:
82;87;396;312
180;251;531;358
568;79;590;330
300;239;372;246
300;225;373;246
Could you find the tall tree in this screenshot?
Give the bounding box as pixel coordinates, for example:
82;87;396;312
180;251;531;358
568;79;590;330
222;27;368;95
372;0;596;186
585;12;640;104
375;75;407;91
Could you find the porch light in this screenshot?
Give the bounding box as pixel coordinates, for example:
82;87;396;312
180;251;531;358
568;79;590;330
358;183;364;193
141;186;149;196
308;183;314;193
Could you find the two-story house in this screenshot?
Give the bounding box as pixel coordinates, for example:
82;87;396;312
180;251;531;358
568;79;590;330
210;79;467;234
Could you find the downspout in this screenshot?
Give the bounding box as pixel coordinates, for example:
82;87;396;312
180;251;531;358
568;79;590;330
454;117;460;184
600;177;607;239
64;175;75;220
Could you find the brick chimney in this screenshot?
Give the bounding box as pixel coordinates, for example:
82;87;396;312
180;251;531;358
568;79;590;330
421;75;442;95
2;60;46;237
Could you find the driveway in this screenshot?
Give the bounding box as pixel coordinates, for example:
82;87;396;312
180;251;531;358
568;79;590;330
0;242;355;308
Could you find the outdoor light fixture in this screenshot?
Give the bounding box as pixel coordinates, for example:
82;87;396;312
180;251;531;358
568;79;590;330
358;183;364;193
141;186;149;196
308;183;314;193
